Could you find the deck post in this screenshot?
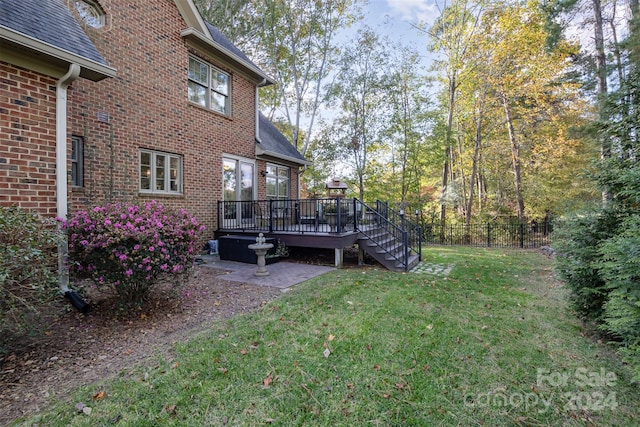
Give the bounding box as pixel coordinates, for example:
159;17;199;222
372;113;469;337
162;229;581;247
334;248;343;268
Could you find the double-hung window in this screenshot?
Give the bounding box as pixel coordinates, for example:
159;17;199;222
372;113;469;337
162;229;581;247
139;149;183;194
188;56;230;115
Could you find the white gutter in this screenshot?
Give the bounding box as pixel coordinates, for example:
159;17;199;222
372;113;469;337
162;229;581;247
0;25;117;81
255;145;311;166
56;63;80;294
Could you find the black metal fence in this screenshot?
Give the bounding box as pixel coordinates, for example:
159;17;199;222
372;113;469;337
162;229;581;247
421;221;552;248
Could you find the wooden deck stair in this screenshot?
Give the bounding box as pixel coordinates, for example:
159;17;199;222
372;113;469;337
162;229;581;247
357;226;420;272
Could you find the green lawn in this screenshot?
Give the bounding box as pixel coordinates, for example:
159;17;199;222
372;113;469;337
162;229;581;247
18;248;639;426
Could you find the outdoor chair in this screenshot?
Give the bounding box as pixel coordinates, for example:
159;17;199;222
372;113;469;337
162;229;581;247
297;200;320;231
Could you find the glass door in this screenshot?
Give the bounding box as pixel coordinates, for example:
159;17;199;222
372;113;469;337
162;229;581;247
222;157;254;228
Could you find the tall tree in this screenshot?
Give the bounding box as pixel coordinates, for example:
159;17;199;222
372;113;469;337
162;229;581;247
326;28;389;202
426;0;485;222
196;0;361;157
257;0;360;156
383;45;433;209
195;0;258;45
471;2;583;220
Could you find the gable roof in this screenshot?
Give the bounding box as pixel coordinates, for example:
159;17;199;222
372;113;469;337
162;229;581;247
175;0;273;86
256;113;310;166
204;22;266;79
0;0;115;81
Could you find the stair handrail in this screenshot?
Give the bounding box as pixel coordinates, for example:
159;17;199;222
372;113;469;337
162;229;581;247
373;200;422;265
355;199;413;270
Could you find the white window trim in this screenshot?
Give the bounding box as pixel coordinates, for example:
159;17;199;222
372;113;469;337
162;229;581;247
188;56;231;116
139;149;183;195
266;163;290;199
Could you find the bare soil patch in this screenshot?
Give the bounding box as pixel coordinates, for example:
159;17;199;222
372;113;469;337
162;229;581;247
0;266;282;425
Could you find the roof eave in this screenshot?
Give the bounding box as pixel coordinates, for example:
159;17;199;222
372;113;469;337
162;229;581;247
0;25;116;81
255;144;311;166
181;28;274;86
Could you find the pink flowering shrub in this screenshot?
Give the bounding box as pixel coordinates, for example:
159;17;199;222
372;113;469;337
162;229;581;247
62;200;205;303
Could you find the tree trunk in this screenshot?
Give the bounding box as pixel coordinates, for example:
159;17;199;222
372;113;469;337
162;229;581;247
465;105;483;226
502;95;525;221
593;0;612;204
440;73;456;222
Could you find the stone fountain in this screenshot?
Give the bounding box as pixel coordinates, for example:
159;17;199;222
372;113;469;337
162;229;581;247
247;233;274;276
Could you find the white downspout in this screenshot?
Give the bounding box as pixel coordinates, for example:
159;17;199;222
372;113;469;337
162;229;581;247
56;64;80;295
255;80;266;142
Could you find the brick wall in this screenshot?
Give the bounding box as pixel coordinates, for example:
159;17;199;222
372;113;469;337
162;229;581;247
0;63;58;215
1;0;299;240
64;0;295;238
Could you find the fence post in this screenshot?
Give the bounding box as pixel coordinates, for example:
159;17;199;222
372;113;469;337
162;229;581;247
418;226;422;261
487;223;491;247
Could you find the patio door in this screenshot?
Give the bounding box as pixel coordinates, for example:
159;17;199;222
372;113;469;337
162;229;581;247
222;157;254;228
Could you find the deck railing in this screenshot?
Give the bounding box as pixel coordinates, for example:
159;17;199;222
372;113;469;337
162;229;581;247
216;198;359;234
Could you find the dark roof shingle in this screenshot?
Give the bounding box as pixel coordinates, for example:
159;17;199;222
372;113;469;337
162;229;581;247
0;0;109;66
258;113;308;165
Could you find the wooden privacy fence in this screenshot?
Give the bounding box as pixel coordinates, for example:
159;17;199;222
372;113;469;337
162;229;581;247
421;221;552;248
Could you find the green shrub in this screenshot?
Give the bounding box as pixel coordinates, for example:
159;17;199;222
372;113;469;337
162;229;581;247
0;207;60;333
63;201;204;303
598;214;640;380
553;209;621;320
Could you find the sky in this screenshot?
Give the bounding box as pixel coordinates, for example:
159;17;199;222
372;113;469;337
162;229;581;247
355;0;440;70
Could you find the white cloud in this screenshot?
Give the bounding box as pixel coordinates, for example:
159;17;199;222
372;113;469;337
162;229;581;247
386;0;438;25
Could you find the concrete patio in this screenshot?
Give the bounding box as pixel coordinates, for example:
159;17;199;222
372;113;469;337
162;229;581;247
196;255;335;290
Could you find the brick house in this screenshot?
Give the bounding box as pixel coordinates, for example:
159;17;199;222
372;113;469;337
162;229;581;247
0;0;308;237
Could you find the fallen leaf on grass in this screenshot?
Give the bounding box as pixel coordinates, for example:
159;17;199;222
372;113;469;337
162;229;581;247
328;334;335;341
93;390;106;400
323;348;331;358
264;374;273;386
427;324;434;330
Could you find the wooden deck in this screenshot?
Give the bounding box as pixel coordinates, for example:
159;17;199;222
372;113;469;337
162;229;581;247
214;199;422;271
214;222;366;250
